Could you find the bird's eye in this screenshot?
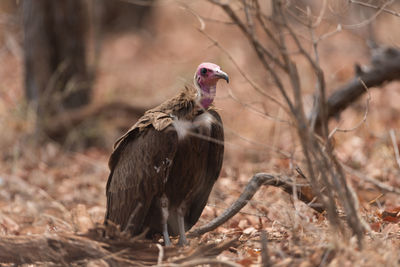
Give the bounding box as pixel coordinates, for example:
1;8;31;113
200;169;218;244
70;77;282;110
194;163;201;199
200;68;207;75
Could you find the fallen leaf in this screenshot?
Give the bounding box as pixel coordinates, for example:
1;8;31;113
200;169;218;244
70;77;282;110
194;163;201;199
370;222;381;232
237;257;255;266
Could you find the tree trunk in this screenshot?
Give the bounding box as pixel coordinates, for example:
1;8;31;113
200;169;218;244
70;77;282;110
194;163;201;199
22;0;91;118
21;0;154;145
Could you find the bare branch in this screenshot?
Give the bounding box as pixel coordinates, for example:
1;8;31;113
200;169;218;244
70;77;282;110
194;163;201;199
188;173;324;238
208;0;367;247
314;47;400;130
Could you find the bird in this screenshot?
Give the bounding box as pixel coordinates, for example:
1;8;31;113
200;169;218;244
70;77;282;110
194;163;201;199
105;62;228;246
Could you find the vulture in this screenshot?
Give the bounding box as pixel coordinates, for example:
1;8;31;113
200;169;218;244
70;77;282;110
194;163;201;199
105;63;228;245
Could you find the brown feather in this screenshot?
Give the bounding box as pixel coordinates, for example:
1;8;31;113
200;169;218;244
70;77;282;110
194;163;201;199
184;110;224;229
105;127;178;234
111;85;198;152
105;85;224;238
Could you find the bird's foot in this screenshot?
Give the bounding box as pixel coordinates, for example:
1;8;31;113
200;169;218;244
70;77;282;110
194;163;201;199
177;204;188;246
163;232;172;246
178;234;188;246
161;194;171;246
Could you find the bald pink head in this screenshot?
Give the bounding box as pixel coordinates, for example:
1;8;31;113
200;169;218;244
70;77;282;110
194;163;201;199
194;62;229;109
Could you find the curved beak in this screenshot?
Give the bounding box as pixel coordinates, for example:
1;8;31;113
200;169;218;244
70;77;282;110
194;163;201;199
215;69;229;83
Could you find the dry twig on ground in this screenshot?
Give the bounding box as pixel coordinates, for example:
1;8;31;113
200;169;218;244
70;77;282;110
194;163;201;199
0;230;238;266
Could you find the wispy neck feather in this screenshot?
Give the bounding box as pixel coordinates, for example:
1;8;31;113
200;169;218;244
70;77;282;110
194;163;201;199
194;78;216;109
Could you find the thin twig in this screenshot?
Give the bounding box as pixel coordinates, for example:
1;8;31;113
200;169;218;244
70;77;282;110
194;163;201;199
254;1;282;49
206;203;269;218
342;0;394;30
389;129;400;171
350;0;400;18
260;230;271;267
343;164;400;195
179;120;292;158
227;87;293;125
328;78;370;138
242;0;254;36
312;0;327;28
317;24;342;42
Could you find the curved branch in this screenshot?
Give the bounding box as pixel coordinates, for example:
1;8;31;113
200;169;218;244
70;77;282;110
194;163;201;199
188;173;324;238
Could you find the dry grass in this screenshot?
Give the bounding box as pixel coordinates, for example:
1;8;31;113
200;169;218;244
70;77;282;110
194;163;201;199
1;1;400;266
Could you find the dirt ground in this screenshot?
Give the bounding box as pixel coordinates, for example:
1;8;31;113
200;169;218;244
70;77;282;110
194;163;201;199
1;1;400;266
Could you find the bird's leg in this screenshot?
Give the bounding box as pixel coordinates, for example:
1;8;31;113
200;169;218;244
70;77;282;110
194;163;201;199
160;194;171;246
177;202;188;246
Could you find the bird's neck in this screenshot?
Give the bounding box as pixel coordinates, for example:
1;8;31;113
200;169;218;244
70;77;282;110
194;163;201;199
195;81;216;109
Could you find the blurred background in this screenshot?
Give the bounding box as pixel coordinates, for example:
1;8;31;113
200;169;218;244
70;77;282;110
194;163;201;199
1;0;400;264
